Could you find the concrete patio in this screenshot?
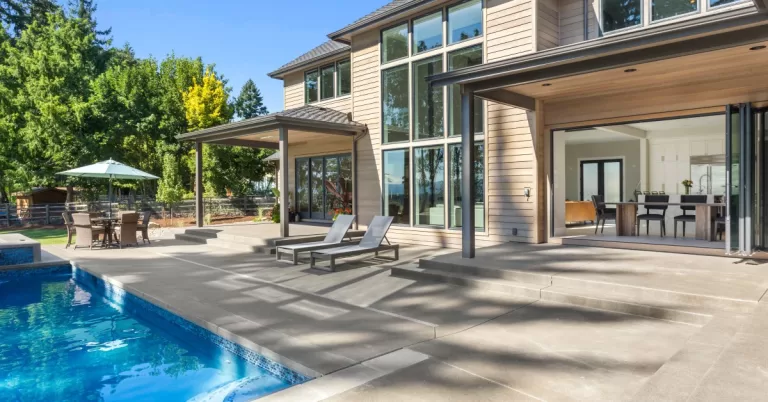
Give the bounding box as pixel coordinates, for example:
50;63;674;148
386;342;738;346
41;225;768;401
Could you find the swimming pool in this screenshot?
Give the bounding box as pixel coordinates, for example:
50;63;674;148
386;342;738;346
0;265;305;401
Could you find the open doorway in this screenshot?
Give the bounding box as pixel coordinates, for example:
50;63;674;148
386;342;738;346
552;114;727;249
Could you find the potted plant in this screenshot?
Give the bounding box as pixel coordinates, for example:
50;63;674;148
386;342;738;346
681;179;693;195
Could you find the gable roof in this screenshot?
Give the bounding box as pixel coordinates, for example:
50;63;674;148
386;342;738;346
268;40;350;78
328;0;431;41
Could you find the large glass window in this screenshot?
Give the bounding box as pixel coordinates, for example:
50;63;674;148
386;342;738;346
305;70;318;103
413;55;444;140
415;146;445;226
320;65;335;100
337;59;351;96
652;0;697;21
448;45;484;137
602;0;642;32
449;142;484;230
382;24;409;63
296;159;310;214
310;159;324;218
413;12;443;54
383;149;410;225
382;65;410;143
448;0;483;43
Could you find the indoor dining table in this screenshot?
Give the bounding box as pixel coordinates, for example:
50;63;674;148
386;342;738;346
607;201;726;240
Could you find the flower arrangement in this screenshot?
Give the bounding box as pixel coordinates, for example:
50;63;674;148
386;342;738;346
332;207;352;221
681;179;693;194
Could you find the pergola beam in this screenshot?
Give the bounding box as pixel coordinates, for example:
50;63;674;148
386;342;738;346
195;141;204;228
595;125;647;139
208;138;279;149
473;88;536;111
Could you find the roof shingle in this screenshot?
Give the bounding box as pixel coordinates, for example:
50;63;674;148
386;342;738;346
328;0;427;39
268;40;350;78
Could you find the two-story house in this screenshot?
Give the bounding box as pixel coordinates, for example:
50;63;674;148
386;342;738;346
179;0;768;258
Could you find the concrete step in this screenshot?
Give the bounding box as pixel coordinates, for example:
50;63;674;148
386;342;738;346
540;285;715;326
391;266;543;299
418;258;552;286
174;232;275;254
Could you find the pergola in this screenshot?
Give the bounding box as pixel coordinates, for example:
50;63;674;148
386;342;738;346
176;105;367;237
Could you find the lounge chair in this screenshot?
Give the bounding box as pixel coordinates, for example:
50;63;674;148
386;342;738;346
114;212;139;248
310;216;398;271
137;210;152;244
276;215;357;265
72;213;105;250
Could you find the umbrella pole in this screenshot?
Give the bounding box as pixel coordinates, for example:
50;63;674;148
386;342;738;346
108;177;112;218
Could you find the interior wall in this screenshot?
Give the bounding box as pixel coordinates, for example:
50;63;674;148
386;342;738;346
564;140;641;202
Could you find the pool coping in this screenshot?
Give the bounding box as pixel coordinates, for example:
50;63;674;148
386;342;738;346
67;261;321;381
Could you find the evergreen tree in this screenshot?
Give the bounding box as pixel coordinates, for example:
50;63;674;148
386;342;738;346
233;79;268;119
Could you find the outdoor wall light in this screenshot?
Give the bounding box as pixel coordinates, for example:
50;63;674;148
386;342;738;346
750;45;766;51
523;187;531;201
624;68;637;73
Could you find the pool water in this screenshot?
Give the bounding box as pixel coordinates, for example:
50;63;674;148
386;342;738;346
0;271;293;401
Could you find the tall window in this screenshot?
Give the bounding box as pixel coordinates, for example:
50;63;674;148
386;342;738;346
320;65;335;100
337;59;351;96
295;155;353;220
382;24;408;63
380;2;485;230
449;142;485;230
413;12;443;54
448;0;483;44
601;0;642;32
413;56;444;140
382;64;410;143
383;149;410;225
448;45;483;136
305;70;319;103
580;159;623;203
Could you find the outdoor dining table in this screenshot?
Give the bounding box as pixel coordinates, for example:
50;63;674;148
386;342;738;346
607;201;726;240
91;216;119;248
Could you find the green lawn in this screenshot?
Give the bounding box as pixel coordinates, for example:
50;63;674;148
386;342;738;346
0;228;70;245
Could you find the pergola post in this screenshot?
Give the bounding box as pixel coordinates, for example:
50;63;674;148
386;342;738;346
195;141;204;228
351;135;359;230
278;126;289;237
461;87;476;258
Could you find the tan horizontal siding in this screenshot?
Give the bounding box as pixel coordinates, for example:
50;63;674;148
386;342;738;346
314;96;352;115
283;71;304;110
538;0;560;51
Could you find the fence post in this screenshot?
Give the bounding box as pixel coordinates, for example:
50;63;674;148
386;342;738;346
45;205;50;225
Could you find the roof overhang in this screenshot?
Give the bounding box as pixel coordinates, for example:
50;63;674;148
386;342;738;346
268;46;350;79
176;114;366;148
427;7;768;110
754;0;768;12
329;0;442;43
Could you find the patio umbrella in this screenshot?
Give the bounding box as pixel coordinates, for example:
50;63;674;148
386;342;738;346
57;159;159;216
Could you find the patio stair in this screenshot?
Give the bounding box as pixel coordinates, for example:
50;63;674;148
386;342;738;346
175;229;276;254
391;258;756;326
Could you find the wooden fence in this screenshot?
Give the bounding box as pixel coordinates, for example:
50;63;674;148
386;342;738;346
0;196;276;227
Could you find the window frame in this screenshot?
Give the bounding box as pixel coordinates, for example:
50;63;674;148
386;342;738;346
412;144;447;227
600;0;645;34
319;64;336;101
381;148;412;226
378;1;487;232
447;0;484;46
412;10;445;56
304;69;319;104
649;0;700;24
447;141;485;231
336;58;351;97
447;44;484;137
412;54;445;141
381;22;410;65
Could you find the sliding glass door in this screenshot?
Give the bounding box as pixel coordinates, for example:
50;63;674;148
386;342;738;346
726;103;760;255
580;159;623;203
295;154;352;220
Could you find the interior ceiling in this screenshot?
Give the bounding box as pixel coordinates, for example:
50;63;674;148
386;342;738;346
562;114;725;144
508;41;768;102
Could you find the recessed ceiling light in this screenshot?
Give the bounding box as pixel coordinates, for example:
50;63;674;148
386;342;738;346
750;45;766;51
624;68;637;73
542;83;552;87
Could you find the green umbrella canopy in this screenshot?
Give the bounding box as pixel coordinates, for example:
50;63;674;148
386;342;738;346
57;159;159;180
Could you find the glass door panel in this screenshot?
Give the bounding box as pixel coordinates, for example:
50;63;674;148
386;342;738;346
324;157;340;219
580;159;623;202
296;159;310;219
339;155;353;213
603;162;622;203
310;159;324;219
726;105;741;253
581;163;599;201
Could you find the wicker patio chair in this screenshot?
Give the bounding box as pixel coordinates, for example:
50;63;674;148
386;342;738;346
114;212;139;249
72;213;105;250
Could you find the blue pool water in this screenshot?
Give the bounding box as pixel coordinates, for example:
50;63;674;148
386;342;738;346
0;269;296;401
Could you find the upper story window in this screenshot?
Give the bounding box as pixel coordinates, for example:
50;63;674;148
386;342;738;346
602;0;642;32
382;24;409;63
652;0;698;21
304;59;351;104
602;0;747;33
448;0;483;44
413;11;443;54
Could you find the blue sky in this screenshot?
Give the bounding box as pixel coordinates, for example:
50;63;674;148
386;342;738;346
94;0;389;113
